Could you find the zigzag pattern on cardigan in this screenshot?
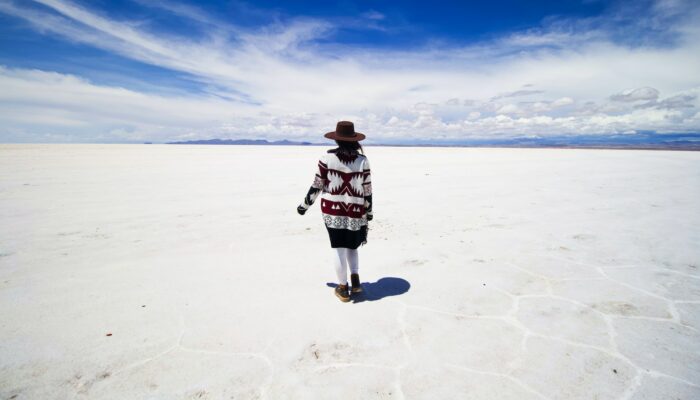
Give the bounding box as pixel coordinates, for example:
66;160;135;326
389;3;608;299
299;149;372;231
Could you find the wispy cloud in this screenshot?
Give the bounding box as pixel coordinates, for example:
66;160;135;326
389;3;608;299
491;90;545;101
0;0;699;142
610;87;660;102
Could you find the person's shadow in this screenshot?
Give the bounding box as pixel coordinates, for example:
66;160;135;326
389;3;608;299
326;277;410;303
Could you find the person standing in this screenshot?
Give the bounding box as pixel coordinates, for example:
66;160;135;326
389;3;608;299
297;121;373;302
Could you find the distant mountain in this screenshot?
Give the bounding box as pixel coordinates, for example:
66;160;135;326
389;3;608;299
164;133;700;150
166;138;316;145
373;132;700;150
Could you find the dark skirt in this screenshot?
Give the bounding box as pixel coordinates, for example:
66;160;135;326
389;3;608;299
326;225;368;249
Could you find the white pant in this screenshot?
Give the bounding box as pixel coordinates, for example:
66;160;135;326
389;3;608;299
332;247;359;285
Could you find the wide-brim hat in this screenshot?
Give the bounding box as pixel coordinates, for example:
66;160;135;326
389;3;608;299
324;121;365;141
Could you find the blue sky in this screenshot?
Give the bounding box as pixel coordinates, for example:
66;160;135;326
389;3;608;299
0;0;699;143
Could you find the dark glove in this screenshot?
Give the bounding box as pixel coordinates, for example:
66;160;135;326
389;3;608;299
297;205;307;215
367;213;373;221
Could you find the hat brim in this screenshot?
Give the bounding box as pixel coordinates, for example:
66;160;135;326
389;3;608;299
324;131;366;141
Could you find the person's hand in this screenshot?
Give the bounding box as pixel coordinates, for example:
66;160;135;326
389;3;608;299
367;213;373;221
297;205;306;215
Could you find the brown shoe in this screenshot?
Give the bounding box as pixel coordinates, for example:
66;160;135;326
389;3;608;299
334;283;351;302
350;273;363;293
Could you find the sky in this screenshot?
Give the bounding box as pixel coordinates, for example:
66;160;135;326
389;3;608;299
0;0;699;144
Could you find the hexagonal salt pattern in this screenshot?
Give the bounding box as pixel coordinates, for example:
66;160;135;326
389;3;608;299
510;336;637;400
2;146;700;399
613;318;700;383
515;296;612;348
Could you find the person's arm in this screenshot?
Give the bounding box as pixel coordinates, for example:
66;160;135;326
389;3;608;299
297;156;327;215
363;158;373;221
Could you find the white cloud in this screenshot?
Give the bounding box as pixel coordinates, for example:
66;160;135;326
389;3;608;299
0;0;699;142
362;10;385;21
467;111;481;120
551;97;574;107
610;87;660;102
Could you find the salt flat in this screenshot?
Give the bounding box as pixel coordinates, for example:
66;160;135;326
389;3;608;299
1;144;699;400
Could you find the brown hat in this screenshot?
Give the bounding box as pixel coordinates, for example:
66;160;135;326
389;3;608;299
324;121;366;141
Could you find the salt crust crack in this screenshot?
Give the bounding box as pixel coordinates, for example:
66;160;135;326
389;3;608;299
95;314;277;399
383;259;699;400
94;259;698;400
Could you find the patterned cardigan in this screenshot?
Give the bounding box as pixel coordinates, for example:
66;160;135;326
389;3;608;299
298;149;373;230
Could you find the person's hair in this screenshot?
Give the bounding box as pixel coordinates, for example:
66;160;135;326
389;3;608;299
334;139;364;155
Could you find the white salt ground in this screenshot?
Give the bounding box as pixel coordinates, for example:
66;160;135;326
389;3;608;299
0;144;699;399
